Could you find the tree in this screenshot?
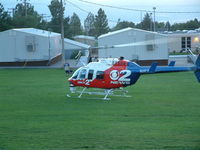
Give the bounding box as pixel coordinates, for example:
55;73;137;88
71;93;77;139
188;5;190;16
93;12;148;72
0;3;13;31
69;13;82;37
64;16;71;38
37;19;49;30
113;19;135;31
165;21;171;31
94;8;109;37
48;0;64;33
137;13;152;31
155;22;165;31
84;12;95;36
12;3;41;28
171;18;200;31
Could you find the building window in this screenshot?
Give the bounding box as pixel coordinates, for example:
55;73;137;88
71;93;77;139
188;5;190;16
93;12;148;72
25;36;36;52
26;44;34;52
187;37;191;49
181;37;185;50
146;34;155;51
181;37;191;51
96;71;104;80
147;45;154;51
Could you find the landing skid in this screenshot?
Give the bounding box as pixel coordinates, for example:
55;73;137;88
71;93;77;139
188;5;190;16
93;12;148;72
66;94;111;100
67;87;131;100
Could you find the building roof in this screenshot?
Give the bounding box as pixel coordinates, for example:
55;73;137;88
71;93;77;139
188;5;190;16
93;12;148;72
98;27;164;39
74;35;96;40
12;28;61;37
98;27;133;39
64;38;90;49
160;28;200;35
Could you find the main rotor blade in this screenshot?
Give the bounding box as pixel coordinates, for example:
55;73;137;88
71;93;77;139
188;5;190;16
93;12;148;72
95;38;175;49
64;38;180;51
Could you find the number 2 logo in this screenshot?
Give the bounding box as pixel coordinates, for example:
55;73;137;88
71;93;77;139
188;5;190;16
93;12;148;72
110;70;131;81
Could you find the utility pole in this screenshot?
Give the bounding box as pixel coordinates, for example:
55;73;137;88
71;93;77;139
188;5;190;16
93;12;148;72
153;7;156;32
150;12;153;31
17;0;30;16
60;0;65;65
25;0;27;16
48;28;51;65
140;11;143;29
8;8;15;17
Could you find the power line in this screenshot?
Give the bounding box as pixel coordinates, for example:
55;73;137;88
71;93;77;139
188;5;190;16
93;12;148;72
40;13;51;21
77;0;148;12
65;0;89;14
65;0;118;23
77;0;200;14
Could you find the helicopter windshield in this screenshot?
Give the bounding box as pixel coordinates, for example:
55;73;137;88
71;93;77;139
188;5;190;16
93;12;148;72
71;68;81;79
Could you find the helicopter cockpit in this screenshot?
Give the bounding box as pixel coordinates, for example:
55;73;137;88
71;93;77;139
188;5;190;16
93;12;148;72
70;67;104;81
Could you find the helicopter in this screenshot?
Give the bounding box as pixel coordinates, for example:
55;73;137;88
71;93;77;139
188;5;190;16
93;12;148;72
67;51;200;100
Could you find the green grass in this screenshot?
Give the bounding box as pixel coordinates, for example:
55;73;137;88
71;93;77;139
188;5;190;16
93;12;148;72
0;69;200;150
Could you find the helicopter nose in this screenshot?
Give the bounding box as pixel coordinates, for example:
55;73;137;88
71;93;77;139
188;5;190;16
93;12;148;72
68;80;74;87
68;80;76;93
68;77;73;83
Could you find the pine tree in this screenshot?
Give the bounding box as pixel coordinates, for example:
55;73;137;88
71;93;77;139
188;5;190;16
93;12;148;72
0;3;13;31
48;0;64;33
165;21;171;31
84;12;95;36
69;13;82;37
139;13;152;31
12;3;41;28
94;8;109;37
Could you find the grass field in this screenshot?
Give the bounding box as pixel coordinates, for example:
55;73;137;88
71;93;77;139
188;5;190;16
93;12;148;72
0;69;200;150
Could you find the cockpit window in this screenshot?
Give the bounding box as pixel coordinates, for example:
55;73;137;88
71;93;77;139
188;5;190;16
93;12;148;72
72;69;80;79
96;71;104;80
88;70;94;80
79;69;87;79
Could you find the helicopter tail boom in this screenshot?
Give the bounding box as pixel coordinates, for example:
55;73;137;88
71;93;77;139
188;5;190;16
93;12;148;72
194;54;200;82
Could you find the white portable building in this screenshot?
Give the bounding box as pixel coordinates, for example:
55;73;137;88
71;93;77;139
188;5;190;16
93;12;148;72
73;35;96;46
64;38;90;67
0;28;62;66
98;27;168;65
73;35;97;57
165;31;200;53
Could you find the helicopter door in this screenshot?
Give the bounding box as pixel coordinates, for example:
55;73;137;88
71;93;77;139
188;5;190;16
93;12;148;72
87;70;94;80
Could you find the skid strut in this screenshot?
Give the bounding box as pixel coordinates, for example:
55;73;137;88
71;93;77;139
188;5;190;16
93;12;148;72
67;87;131;100
78;87;87;98
103;89;112;100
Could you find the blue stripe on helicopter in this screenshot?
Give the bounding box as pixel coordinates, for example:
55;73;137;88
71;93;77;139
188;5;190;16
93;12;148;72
155;66;192;72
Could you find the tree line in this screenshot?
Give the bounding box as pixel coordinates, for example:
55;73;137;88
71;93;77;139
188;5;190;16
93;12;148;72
1;0;200;39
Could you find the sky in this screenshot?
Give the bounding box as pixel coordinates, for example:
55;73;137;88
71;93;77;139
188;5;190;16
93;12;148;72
1;0;200;27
